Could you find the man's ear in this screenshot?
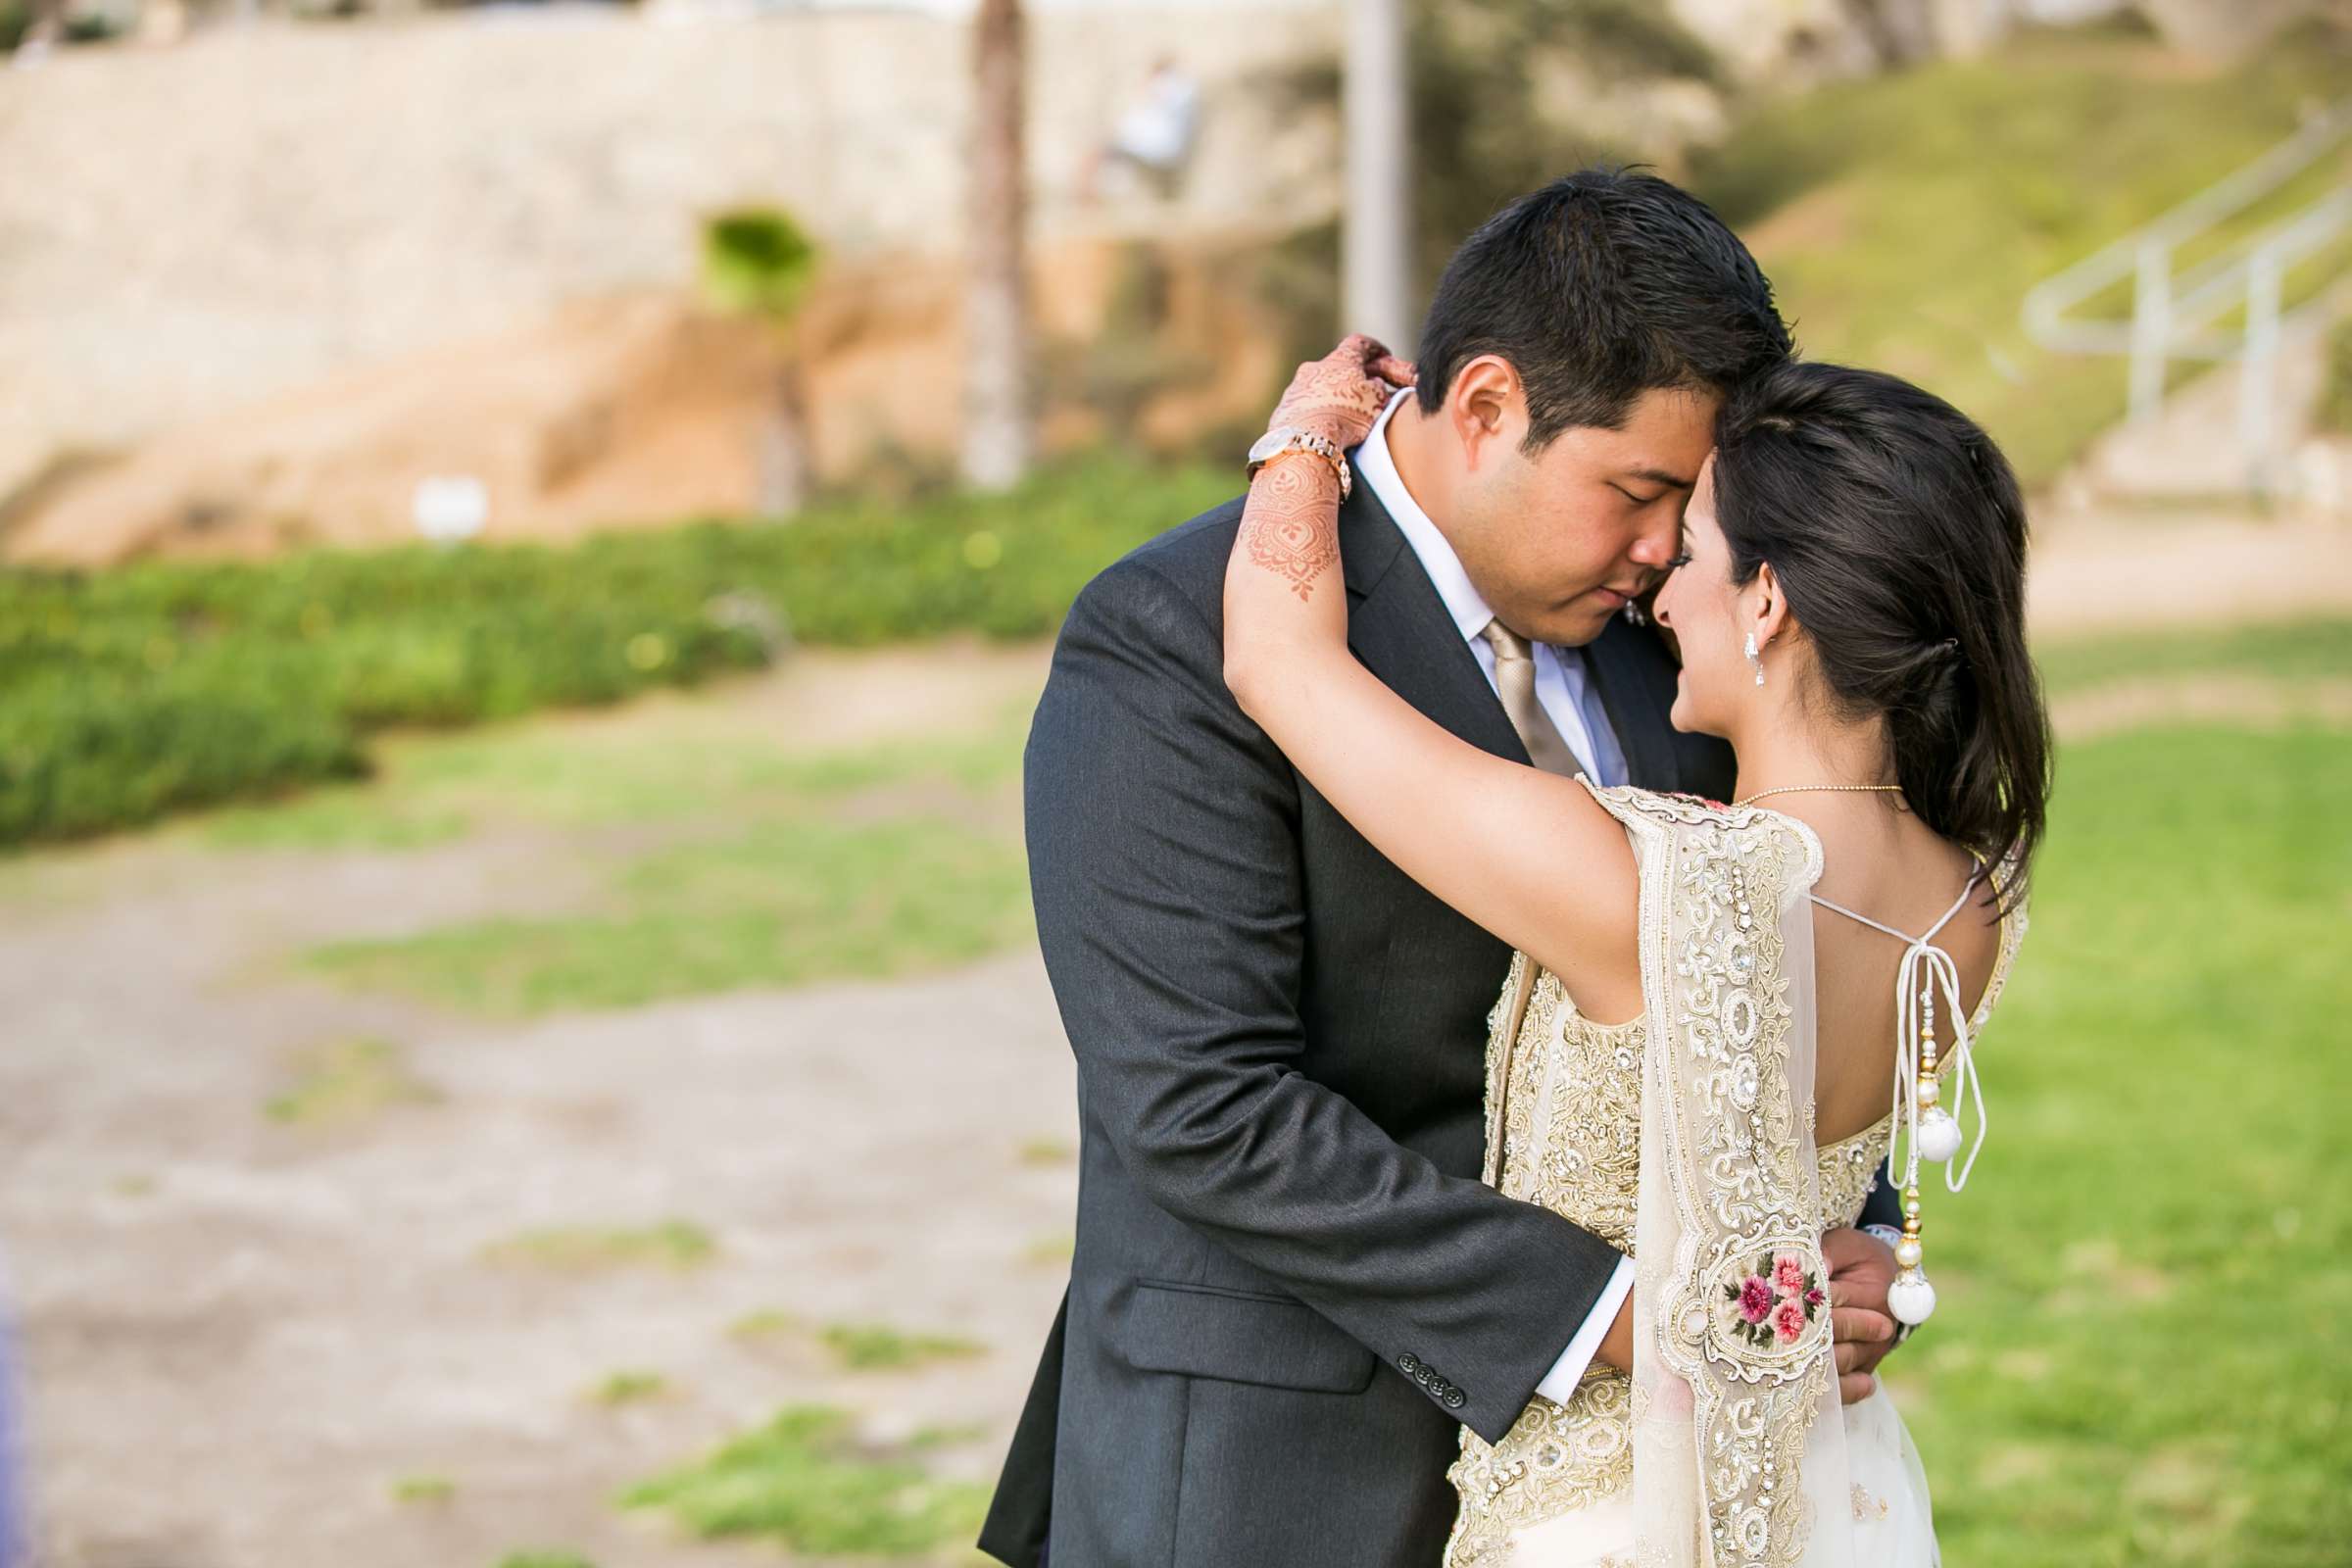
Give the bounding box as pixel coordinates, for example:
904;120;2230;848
1447;355;1525;471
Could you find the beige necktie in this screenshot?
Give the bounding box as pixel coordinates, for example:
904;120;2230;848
1481;618;1586;778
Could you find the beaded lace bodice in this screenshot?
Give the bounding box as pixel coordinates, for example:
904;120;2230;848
1477;962;1939;1248
1443;795;2025;1568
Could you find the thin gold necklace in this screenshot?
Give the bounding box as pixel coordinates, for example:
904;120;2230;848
1735;783;1906;808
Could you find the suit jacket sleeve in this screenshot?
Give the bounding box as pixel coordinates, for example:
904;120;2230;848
1859;1162;1903;1232
1027;554;1625;1443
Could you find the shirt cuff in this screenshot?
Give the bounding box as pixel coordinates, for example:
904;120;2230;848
1535;1254;1636;1403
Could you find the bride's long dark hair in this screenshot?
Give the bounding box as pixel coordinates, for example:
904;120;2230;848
1708;361;2050;902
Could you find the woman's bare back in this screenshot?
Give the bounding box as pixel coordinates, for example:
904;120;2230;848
1806;808;2006;1145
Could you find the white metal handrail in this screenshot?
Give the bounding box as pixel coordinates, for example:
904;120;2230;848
2025;103;2352;355
2143;190;2352;353
2023;102;2352;495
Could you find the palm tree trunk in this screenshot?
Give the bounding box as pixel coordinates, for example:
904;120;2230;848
758;364;810;518
962;0;1033;491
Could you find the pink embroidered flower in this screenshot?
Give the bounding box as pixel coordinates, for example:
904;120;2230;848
1804;1286;1826;1308
1773;1252;1808;1298
1772;1298;1808;1345
1738;1276;1775;1324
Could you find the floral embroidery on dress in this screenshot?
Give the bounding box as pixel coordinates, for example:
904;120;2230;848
1851;1483;1890;1523
1723;1250;1825;1348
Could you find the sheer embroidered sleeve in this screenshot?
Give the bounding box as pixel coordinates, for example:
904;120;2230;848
1577;780;1854;1568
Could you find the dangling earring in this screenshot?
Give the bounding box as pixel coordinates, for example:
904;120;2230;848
1623;599;1647;627
1744;631;1765;686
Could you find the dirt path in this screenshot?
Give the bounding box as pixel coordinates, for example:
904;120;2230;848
3;523;2347;1568
2027;512;2352;638
2;643;1068;1568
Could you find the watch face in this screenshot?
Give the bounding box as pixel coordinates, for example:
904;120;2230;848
1248;428;1295;465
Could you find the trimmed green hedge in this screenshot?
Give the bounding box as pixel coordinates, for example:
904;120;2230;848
0;455;1233;846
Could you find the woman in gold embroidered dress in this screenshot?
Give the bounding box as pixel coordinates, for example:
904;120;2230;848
1220;337;2048;1567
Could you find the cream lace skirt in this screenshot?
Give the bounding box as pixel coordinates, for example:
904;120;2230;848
1455;1387;1938;1568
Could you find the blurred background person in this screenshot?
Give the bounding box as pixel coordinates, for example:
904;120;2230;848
1080;53;1202;203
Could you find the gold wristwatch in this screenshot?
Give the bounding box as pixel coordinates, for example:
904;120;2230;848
1247;426;1352;502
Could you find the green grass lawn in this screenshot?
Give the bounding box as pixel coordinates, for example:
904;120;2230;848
619;1405;989;1557
2034;615;2352;695
302;810;1031;1014
1901;718;2351;1564
1698;25;2352;486
251;688;1035;1012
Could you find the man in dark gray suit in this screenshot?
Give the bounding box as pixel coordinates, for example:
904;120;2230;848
980;172;1909;1568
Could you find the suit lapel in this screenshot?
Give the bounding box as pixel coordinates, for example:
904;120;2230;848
1341;469;1530;766
1581;616;1682;791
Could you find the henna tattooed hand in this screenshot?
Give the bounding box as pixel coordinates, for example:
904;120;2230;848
1228;338;1414;612
1269;333;1418;451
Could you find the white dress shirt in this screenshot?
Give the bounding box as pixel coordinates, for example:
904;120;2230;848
1354;388;1639;1403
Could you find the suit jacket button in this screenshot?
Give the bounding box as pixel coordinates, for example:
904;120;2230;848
1399;1353;1422;1374
1444;1389;1466;1409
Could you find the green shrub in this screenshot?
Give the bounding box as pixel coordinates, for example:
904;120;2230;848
0;454;1231;847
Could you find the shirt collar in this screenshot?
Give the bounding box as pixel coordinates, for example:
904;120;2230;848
1354;388;1496;646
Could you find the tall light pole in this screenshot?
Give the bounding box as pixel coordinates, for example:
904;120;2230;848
963;0;1034;491
1344;0;1415;354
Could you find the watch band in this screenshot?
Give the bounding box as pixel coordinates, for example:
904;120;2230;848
1247;427;1352;502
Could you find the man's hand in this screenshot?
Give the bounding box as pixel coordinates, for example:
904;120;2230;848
1823;1226;1899;1403
1585;1233;1895;1401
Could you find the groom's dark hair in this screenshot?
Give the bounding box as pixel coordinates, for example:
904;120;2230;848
1414;169;1791;446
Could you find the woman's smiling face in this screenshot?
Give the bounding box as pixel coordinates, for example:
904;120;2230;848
1649;454;1756;739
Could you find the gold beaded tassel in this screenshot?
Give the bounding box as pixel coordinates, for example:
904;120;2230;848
1896;1186;1924;1272
1887;983;1941;1325
1915;974;1965;1162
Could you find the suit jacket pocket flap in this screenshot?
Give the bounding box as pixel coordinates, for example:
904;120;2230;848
1117;1281;1377;1394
